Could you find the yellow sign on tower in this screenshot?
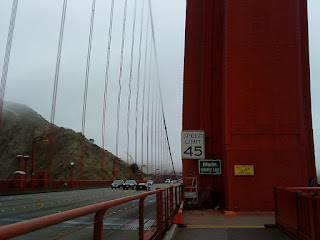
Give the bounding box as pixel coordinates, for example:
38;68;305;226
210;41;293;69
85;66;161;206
234;165;254;176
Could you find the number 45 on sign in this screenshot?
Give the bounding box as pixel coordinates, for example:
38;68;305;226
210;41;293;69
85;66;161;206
181;130;205;159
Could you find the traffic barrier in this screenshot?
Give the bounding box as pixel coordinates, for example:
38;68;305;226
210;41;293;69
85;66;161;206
172;201;184;225
275;187;320;240
0;184;183;240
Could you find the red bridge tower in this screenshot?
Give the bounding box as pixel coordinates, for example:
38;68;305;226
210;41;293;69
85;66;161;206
182;0;316;211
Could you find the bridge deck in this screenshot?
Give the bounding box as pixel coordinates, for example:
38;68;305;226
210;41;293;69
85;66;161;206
173;210;292;240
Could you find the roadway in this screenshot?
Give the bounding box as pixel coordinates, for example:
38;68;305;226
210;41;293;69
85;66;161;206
0;183;171;239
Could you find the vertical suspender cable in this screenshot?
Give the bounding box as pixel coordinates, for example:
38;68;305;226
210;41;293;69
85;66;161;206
150;66;155;177
153;91;157;174
101;0;115;180
134;1;145;179
141;11;150;179
0;0;18;177
49;0;68;182
126;0;137;180
115;0;128;178
80;0;96;180
155;94;159;174
146;39;153;178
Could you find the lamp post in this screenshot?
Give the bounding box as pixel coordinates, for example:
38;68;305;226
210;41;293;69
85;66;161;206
70;162;75;185
31;136;48;180
141;165;146;180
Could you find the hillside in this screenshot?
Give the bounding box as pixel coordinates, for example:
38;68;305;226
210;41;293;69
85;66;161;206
0;102;132;180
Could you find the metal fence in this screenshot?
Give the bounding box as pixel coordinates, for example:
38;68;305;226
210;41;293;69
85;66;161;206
275;187;320;240
0;185;182;240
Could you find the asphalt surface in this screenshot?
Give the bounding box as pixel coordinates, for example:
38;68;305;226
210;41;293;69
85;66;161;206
0;183;171;240
174;228;293;240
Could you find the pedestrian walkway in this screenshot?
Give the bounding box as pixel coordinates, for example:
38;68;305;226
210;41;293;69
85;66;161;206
173;209;292;240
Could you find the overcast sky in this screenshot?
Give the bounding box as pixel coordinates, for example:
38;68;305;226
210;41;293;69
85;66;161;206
0;0;319;173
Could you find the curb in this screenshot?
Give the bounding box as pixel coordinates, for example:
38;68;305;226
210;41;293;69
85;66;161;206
163;224;178;240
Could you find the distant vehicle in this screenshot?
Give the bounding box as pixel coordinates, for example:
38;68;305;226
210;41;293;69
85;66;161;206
172;180;177;184
122;180;137;190
147;180;154;186
165;179;171;184
136;183;150;191
178;179;183;183
111;180;124;189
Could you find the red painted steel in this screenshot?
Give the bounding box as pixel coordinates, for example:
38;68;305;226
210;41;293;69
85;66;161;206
23;156;29;176
275;187;320;240
16;155;23;171
0;185;183;240
139;197;145;240
182;0;316;210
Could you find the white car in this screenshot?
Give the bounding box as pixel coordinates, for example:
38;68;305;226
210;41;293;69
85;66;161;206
165;179;171;184
147;180;154;186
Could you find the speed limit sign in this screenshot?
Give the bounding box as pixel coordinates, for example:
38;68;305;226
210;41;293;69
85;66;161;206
181;130;205;159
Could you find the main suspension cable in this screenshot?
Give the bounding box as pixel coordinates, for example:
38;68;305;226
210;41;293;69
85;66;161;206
0;0;19;132
148;0;177;179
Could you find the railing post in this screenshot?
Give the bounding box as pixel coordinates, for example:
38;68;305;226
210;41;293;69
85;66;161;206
181;184;184;204
309;194;316;240
93;209;107;240
175;186;178;210
156;190;164;240
139;197;146;240
165;189;169;228
296;190;301;239
170;186;174;220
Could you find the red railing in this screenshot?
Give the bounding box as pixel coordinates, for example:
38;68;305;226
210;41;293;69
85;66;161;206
275;187;320;240
0;184;182;240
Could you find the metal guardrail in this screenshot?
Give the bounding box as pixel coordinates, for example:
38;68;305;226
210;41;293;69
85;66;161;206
0;184;182;240
275;187;320;240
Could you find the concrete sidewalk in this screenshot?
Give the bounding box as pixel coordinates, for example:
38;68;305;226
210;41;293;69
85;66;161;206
168;210;292;240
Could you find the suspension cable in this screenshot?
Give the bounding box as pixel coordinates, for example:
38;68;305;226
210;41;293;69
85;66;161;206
141;9;150;176
115;0;128;178
134;0;145;179
148;0;177;179
80;0;96;180
146;39;153;177
126;0;137;180
101;0;115;180
49;0;68;180
150;67;155;176
0;0;19;133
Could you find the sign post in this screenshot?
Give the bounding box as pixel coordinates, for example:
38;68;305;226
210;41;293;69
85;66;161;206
198;160;221;175
181;130;205;159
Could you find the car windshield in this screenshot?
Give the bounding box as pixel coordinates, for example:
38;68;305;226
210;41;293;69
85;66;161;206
125;180;135;184
113;180;122;184
147;180;153;182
